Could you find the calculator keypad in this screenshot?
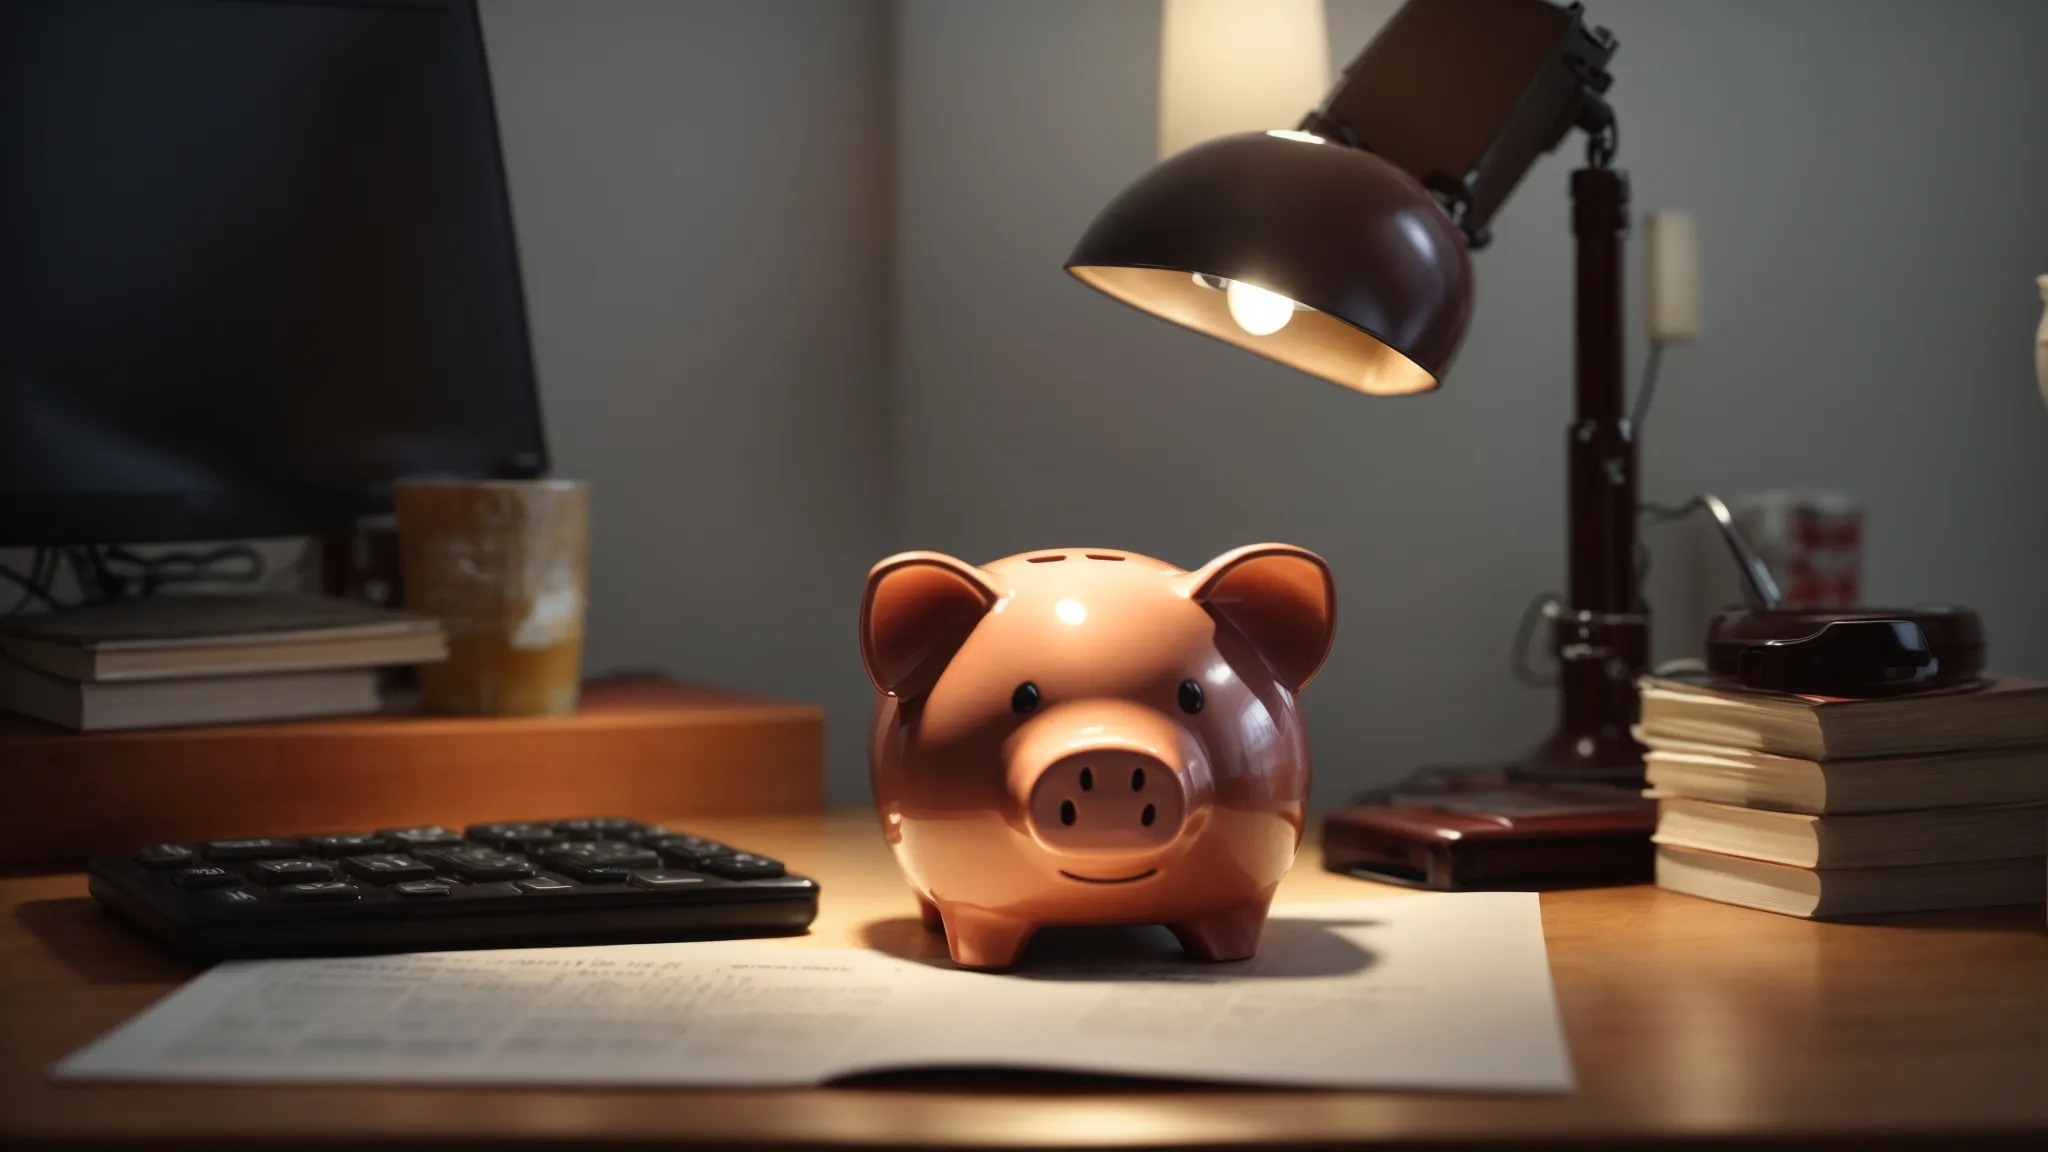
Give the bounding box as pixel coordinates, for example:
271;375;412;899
90;817;816;960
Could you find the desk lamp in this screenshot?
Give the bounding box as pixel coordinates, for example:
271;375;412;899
1068;0;1644;785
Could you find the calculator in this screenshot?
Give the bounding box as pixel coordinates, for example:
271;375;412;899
88;817;819;960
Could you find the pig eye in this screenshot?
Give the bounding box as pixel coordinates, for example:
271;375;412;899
1011;681;1040;715
1177;679;1204;714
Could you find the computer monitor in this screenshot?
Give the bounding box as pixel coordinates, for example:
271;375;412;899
0;0;547;547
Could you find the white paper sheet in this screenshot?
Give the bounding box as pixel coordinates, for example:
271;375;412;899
54;893;1572;1091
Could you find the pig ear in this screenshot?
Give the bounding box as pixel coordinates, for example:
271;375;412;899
1182;544;1336;693
861;551;1003;698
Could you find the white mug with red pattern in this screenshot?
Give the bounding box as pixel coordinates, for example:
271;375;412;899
1729;492;1862;609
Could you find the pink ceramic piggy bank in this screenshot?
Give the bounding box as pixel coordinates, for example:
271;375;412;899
861;544;1336;969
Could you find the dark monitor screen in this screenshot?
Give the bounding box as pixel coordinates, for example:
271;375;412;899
0;0;546;546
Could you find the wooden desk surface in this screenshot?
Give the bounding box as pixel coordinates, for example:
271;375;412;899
3;810;2044;1149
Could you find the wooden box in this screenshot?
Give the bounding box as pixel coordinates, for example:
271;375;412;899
0;678;822;870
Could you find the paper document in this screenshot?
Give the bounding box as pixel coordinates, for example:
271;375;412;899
56;893;1571;1091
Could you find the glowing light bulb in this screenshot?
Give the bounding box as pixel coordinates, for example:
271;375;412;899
1226;279;1296;335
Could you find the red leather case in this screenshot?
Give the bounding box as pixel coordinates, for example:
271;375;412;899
1322;784;1654;890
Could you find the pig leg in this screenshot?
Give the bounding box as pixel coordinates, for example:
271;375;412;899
936;904;1035;969
917;894;944;933
1168;894;1275;962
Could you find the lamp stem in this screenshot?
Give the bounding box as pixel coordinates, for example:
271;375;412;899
1525;164;1649;784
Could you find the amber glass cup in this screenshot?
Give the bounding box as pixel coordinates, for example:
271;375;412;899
393;479;589;716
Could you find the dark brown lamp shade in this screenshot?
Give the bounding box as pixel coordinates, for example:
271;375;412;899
1065;131;1474;395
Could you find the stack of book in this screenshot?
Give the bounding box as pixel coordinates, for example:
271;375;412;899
0;594;446;732
1640;676;2048;917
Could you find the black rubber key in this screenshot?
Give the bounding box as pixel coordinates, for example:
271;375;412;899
697;853;786;880
278;881;362;903
425;848;535;882
392;880;452;898
301;832;384;857
250;858;338;886
172;865;236;889
207;888;263;907
650;835;732;864
446;881;523;900
344;854;435;884
377;826;464;850
628;869;713;891
550;818;644;839
548;859;629;883
466;822;562;851
544;841;659;868
516;876;576;894
134;844;197;869
203;837;300;861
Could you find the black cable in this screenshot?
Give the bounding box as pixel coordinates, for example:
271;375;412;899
1639;496;1702;524
1;563;62;613
66;546;119;606
104;544;264;585
1629;337;1666;431
5;541;270;614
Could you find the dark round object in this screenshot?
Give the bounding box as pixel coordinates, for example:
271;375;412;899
1177;679;1205;715
1066;131;1472;398
1706;606;1984;696
1010;681;1040;715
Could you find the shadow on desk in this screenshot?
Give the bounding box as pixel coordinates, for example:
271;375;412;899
862;914;1380;980
831;1065;1326;1093
1840;904;2048;933
14;895;197;986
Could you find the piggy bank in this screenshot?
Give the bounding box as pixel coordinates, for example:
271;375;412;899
860;543;1336;969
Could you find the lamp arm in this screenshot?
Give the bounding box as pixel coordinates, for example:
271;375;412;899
1643;496;1783;611
1295;0;1619;249
1699;495;1782;610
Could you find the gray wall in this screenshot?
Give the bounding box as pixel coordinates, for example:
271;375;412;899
892;0;2048;811
481;0;892;803
15;1;2044;814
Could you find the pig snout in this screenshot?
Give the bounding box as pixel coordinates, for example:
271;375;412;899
1007;701;1212;867
1029;748;1184;851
